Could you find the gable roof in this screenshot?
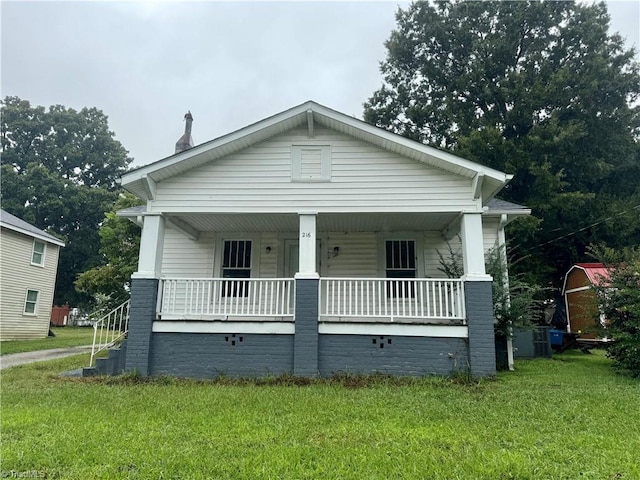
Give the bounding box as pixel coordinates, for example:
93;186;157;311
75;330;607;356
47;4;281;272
0;209;65;247
120;100;513;202
569;263;611;287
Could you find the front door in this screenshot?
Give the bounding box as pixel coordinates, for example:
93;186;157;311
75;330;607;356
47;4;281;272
285;240;300;278
284;239;321;277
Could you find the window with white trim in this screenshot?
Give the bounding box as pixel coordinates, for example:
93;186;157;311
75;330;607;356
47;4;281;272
385;240;416;297
222;240;252;297
292;145;331;181
24;289;39;315
32;240;46;266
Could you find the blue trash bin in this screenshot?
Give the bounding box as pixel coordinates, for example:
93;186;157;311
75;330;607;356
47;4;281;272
549;329;564;347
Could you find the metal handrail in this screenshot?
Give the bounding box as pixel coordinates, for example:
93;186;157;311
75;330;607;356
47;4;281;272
89;299;130;367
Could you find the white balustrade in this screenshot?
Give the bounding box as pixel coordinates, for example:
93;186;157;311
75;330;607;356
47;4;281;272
159;278;295;319
320;278;466;323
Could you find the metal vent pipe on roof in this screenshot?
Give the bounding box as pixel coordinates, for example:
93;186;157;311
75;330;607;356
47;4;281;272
175;111;194;154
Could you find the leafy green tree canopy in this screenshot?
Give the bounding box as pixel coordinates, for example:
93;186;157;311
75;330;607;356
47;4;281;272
1;96;131;189
365;0;640;288
1;96;133;307
75;193;143;311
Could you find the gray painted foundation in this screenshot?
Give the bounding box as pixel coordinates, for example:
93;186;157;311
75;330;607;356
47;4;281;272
293;278;319;376
150;332;294;378
144;331;468;379
465;280;497;376
124;278;158;375
318;335;469;376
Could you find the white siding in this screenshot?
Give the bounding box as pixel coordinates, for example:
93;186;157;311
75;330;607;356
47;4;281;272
161;229;215;277
423;232;460;279
0;228;60;340
159;225;500;281
326;232;378;277
483;218;500;253
152;126;476;214
161;230;281;278
259;232;278;277
325;231;464;279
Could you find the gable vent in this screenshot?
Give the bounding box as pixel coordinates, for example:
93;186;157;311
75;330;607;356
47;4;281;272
300;148;323;177
292;145;331;182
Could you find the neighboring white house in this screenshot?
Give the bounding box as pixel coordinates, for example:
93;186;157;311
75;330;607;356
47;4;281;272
0;209;65;340
115;100;529;379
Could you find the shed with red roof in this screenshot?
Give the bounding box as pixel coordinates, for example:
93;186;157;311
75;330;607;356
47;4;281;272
562;263;611;338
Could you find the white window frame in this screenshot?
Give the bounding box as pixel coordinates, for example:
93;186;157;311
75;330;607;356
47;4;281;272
31;239;46;266
23;289;40;315
291;145;331;182
213;233;260;278
377;233;425;278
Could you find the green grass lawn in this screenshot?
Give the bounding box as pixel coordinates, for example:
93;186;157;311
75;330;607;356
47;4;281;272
1;350;638;479
0;327;96;355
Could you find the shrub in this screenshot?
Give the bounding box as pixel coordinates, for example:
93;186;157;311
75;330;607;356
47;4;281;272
591;245;640;377
438;242;546;338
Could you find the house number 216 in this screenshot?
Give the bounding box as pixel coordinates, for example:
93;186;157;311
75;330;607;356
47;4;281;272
301;232;312;238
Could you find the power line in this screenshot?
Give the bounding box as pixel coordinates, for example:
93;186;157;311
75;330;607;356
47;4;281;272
515;203;640;255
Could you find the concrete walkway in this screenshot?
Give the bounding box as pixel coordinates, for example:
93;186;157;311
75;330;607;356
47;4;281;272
0;345;92;370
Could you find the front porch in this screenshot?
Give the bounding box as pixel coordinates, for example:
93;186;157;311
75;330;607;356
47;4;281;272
157;277;466;325
123;209;500;378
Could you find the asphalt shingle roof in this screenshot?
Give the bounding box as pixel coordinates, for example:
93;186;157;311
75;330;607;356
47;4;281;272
0;209;65;246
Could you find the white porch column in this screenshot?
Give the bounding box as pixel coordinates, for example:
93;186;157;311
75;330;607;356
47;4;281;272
460;212;491;281
296;212;318;279
499;214;515;371
133;214;166;279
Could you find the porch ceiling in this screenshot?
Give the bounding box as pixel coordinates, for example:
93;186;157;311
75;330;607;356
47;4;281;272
171;212;457;234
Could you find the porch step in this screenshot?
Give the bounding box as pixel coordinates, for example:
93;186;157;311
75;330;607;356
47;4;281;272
82;341;127;377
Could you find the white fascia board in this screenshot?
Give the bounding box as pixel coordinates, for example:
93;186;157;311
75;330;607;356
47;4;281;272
119;100;511;200
149;204;476;215
311;103;509;183
481;174;514;203
483;204;532;228
483;207;532;217
119;102;314;191
0;223;65;247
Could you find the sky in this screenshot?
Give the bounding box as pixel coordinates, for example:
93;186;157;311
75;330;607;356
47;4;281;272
2;1;639;168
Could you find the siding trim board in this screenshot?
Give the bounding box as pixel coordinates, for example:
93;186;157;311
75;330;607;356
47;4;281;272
153;321;295;334
319;323;468;338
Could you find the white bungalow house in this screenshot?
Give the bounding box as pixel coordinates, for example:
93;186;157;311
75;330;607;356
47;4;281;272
117;101;529;378
0;209;65;340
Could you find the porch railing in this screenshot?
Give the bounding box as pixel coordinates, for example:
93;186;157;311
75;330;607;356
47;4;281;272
159;278;295;319
320;278;466;323
89;299;130;367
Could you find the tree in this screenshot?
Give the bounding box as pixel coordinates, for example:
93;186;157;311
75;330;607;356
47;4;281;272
591;245;640;377
75;193;144;310
1;97;133;307
1;96;130;189
365;0;640;290
437;241;545;337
